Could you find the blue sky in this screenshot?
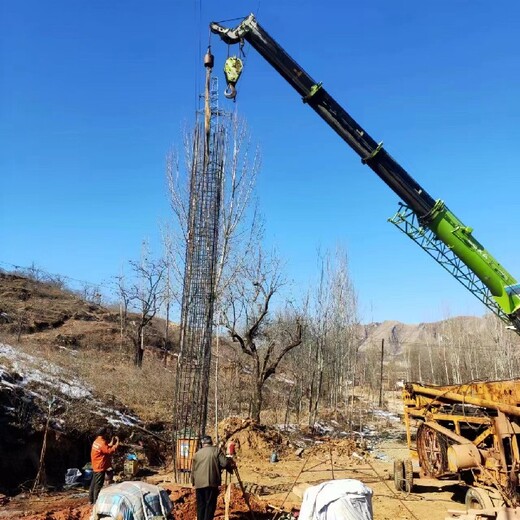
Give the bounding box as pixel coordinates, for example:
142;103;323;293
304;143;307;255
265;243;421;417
1;1;519;324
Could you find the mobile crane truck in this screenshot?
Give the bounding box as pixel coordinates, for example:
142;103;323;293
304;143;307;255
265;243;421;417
210;14;520;516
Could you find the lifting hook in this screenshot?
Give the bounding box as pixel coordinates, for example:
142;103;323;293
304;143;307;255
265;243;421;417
223;56;243;100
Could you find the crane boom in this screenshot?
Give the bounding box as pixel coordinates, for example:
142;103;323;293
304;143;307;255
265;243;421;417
210;14;520;331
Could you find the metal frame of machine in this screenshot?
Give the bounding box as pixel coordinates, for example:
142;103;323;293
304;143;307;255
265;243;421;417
403;380;520;507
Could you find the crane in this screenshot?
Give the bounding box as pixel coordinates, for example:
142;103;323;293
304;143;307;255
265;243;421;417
210;14;520;332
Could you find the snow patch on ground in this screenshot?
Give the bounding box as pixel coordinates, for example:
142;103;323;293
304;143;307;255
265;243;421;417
371;409;400;422
0;342;142;428
0;342;92;399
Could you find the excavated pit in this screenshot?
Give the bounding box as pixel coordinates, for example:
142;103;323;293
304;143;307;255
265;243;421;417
0;379;165;495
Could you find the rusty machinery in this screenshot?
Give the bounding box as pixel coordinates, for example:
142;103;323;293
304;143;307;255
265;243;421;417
400;380;520;509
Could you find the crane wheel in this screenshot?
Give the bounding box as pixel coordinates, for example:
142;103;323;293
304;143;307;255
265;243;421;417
465;487;494;510
393;459;405;491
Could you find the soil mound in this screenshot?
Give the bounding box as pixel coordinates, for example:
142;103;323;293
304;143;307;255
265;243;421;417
307;437;360;458
24;504;91;520
218;417;285;458
2;493;91;520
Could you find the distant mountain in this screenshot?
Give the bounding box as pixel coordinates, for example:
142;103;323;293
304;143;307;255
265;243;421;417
357;316;497;356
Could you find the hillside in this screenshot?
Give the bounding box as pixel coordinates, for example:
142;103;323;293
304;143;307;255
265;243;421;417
0;271;177;352
0;270;496;361
0;270;513;493
0;271;178;495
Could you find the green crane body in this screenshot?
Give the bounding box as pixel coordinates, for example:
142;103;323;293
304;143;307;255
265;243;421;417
425;200;519;315
210;15;520;331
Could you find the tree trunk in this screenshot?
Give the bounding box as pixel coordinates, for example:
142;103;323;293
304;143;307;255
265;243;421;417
251;378;263;423
310;370;323;430
134;328;144;368
284;385;293;429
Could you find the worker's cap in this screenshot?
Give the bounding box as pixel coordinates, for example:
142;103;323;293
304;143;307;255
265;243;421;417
201;435;213;446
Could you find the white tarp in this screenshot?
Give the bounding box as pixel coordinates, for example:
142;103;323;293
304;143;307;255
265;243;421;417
299;479;373;520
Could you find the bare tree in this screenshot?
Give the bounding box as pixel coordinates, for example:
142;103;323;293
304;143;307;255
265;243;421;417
165;113;262;310
398;313;520;386
221;249;302;423
116;254;166;368
307;256;329;428
295;247;359;427
486;314;519;379
161;230;174;356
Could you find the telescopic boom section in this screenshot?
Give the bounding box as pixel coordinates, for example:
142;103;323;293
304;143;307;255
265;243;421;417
211;15;435;217
210;14;520;330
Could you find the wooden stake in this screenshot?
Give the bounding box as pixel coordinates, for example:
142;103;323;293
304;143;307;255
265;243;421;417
224;482;231;520
329;445;335;480
233;466;256;520
32;398;54;492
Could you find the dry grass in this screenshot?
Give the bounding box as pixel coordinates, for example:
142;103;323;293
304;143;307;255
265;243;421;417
1;333;175;424
71;349;176;423
0;272;180;424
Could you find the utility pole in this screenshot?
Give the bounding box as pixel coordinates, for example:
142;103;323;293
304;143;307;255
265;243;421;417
378;338;384;407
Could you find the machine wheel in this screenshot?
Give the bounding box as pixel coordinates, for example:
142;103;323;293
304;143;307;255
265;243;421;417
393;459;405;491
416;423;449;478
465;487;494;510
403;458;414;492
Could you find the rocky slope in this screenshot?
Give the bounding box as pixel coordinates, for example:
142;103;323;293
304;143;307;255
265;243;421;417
356;316;492;356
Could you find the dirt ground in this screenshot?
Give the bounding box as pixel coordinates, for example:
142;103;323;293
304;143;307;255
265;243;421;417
0;435;467;520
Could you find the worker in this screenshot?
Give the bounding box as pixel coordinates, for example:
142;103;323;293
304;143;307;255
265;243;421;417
191;435;234;520
89;426;119;504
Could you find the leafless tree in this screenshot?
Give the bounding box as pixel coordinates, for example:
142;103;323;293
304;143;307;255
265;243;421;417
306;256;329;428
484;314;519;379
165;113;262;311
398;313;520;386
25;261;44;282
221;249;303;423
294;247;359;427
16;309;28;343
161;230;174;356
80;283;103;305
116;253;166;368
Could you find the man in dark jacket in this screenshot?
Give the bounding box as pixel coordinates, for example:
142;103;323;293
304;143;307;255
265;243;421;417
191;435;233;520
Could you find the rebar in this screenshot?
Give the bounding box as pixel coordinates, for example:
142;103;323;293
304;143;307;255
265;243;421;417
172;70;225;483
